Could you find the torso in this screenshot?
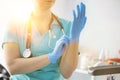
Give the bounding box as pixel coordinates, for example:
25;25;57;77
8;17;71;80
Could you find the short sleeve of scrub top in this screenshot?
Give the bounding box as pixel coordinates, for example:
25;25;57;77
2;17;72;80
2;19;19;45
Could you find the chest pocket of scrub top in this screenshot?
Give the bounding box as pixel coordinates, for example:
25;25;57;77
30;25;63;56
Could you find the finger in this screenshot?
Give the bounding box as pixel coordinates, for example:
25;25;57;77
55;41;66;52
61;40;69;51
56;37;69;46
73;10;77;21
56;36;70;47
77;4;81;19
62;39;69;47
61;35;69;40
81;16;87;27
57;35;69;42
55;38;69;53
80;2;86;18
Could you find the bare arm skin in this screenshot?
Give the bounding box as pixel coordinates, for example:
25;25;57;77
3;43;51;75
59;42;79;78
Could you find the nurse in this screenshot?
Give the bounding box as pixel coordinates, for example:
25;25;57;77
2;0;86;80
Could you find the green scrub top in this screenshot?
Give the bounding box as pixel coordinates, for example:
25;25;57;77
3;17;72;80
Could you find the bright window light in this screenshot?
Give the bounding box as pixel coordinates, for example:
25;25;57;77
0;0;33;21
0;0;34;64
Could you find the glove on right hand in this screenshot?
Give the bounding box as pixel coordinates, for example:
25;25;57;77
48;35;70;64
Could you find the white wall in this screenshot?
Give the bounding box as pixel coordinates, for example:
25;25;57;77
52;0;120;58
52;0;81;20
80;0;120;54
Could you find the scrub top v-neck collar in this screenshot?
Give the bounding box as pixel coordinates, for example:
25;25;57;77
29;19;61;56
31;19;58;38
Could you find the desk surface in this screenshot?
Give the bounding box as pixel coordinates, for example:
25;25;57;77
88;65;120;76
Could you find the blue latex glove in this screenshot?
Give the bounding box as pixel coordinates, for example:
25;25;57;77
70;2;87;42
48;35;69;64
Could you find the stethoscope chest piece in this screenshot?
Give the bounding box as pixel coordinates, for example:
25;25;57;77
23;49;31;58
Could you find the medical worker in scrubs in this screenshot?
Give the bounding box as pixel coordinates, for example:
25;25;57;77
2;0;87;80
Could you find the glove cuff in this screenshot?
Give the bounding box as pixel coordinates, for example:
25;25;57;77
48;53;57;64
70;37;79;42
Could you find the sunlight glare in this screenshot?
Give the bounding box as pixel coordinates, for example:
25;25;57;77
0;0;34;64
11;0;34;22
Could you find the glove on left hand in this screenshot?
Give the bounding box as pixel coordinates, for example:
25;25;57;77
70;2;87;42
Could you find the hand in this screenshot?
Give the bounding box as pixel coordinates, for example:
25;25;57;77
70;2;87;42
48;35;69;64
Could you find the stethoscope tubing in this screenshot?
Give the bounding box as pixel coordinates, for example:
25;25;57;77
48;29;65;49
23;13;65;58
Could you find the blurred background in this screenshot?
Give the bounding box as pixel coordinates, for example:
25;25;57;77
0;0;120;80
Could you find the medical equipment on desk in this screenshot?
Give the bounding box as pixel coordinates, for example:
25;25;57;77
88;63;120;80
88;49;120;80
23;13;66;58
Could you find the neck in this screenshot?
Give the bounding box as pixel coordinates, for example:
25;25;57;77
31;8;53;31
32;9;52;20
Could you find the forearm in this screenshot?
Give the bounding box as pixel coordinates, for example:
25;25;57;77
6;54;50;75
59;42;79;78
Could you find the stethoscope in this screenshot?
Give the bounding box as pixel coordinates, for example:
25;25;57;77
23;13;66;58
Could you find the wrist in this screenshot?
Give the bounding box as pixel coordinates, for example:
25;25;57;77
70;37;79;42
70;34;80;42
48;53;57;64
